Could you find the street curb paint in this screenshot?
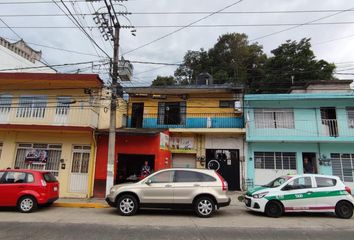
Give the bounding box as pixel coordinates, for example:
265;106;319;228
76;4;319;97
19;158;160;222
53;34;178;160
53;202;110;209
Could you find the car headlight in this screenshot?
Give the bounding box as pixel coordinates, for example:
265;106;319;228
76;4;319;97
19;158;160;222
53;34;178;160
252;191;269;199
110;187;117;194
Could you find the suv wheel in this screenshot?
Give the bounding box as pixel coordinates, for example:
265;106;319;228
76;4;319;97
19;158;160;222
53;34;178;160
265;201;283;218
117;195;138;216
194;196;215;218
335;201;353;219
18;196;38;213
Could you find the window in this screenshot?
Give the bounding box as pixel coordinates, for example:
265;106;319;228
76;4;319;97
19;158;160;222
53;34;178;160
254;152;296;170
0;171;4;181
0;95;12;115
56;96;71;115
283;177;312;190
149;171;174;183
174;170;216;182
71;145;91;174
16;95;47;118
315;177;336;188
157;102;186;125
43;172;57;182
2;172;29;184
254;109;294;129
219;100;235;108
331;153;354;182
14;143;62;176
346;107;354;128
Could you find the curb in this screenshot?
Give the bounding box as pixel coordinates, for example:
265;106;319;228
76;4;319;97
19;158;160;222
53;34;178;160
53;202;110;209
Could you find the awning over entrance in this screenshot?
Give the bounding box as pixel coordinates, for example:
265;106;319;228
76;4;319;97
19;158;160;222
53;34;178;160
96;128;168;136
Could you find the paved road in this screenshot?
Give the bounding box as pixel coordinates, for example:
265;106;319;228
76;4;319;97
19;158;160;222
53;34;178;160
1;222;353;240
0;206;353;239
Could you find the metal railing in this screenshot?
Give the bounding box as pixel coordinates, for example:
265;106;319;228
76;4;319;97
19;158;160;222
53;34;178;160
0;107;99;128
128;113;244;129
247;118;354;139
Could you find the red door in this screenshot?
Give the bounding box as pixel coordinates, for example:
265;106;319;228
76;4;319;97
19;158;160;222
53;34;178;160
0;171;6;205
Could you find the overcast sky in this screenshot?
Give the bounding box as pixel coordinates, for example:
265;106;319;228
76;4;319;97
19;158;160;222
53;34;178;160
1;0;354;86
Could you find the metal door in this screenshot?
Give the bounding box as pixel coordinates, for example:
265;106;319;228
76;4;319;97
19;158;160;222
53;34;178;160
69;146;90;193
206;149;240;190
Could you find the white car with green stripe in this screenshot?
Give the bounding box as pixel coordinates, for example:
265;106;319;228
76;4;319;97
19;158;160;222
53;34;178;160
244;174;354;218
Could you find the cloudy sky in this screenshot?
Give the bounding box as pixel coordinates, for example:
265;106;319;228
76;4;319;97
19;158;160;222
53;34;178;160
1;0;354;86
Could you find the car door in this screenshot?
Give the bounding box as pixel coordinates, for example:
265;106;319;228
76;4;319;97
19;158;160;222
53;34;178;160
173;170;207;204
311;176;339;210
280;176;314;211
139;170;174;204
0;171;27;206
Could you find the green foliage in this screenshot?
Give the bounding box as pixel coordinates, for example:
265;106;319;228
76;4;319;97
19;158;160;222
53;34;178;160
151;75;176;86
150;34;336;93
262;38;336;93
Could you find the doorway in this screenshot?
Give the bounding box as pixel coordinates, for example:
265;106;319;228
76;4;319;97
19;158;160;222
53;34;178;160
116;154;154;184
320;107;338;137
131;103;144;128
302;152;317;174
206;149;240;190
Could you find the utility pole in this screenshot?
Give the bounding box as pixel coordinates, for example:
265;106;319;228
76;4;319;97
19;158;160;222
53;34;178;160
88;0;134;196
106;21;120;196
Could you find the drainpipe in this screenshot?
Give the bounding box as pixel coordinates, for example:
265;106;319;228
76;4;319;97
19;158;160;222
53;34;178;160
89;130;98;198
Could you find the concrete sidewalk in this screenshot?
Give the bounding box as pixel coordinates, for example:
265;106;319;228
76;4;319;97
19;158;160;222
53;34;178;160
53;191;245;208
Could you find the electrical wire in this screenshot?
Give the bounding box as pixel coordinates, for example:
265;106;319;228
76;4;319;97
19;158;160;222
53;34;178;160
250;7;354;42
51;0;110;58
123;0;245;55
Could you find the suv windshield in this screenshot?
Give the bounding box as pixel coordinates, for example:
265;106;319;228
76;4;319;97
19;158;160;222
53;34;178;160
262;176;291;188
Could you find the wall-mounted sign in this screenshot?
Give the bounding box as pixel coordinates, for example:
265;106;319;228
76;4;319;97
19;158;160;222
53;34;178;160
160;133;170;150
25;149;48;164
170;137;195;151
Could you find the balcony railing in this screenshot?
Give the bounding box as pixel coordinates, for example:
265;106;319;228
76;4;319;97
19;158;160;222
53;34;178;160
128;113;244;129
0;107;98;128
247;118;354;140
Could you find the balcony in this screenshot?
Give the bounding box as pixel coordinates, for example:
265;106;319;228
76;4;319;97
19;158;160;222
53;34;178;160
0;107;98;129
247;118;354;142
128;113;244;129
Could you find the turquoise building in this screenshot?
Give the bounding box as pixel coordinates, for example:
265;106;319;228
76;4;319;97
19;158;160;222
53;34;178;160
245;81;354;189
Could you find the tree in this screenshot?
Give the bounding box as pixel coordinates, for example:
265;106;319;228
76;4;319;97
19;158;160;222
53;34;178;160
151;76;176;86
263;38;336;93
173;33;267;92
174;49;211;85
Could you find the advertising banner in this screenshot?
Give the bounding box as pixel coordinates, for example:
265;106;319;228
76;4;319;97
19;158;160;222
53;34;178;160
25;149;48;164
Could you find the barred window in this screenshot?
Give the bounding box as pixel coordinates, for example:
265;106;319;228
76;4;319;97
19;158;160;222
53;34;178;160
254;152;296;170
331;153;354;182
254;109;294;129
346;107;354;128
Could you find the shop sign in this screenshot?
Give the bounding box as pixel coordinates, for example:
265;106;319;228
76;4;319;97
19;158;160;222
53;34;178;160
25;149;48;164
170;137;195;152
160;133;169;150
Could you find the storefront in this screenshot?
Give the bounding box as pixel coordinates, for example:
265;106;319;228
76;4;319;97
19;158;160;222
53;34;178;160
204;135;245;191
93;129;171;198
0;129;96;198
247;142;354;189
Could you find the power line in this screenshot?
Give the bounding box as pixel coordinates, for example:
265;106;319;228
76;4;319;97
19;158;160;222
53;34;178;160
2;9;354;17
51;0;110;58
0;60;108;72
123;0;245;55
0;18;22;39
250;7;354;42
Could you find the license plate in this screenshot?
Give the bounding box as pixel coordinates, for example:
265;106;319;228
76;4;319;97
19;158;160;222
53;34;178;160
53;186;58;192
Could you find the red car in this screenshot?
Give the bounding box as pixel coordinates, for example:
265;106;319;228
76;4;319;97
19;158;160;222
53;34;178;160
0;169;59;213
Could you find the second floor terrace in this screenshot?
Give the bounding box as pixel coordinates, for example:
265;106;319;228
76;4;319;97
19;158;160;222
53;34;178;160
0;72;104;130
245;93;354;142
125;85;245;131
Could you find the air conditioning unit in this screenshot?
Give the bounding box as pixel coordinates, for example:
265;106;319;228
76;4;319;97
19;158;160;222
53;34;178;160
234;100;242;113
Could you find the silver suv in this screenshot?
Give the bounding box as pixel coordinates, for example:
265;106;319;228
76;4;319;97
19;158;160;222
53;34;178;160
106;168;231;218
